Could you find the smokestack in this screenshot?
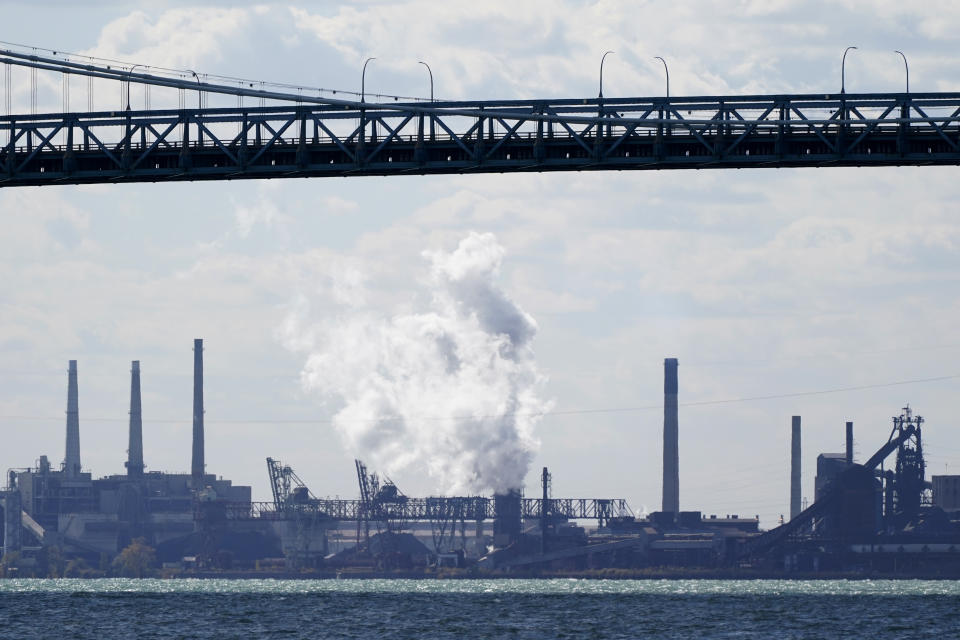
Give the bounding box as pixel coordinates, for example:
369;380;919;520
846;421;854;465
64;360;81;478
191;339;205;487
662;358;679;515
790;416;801;520
493;490;522;547
126;361;144;477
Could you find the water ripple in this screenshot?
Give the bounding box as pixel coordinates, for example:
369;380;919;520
1;577;959;596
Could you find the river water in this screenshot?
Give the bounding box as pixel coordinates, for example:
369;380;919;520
0;578;956;638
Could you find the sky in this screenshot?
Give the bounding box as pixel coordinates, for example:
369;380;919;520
2;1;960;528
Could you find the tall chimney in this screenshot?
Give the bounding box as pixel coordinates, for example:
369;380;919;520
126;361;144;477
191;339;205;487
790;416;801;520
845;421;854;465
64;360;81;478
662;358;679;515
493;490;522;547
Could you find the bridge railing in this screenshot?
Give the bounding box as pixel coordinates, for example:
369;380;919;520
4;93;960;139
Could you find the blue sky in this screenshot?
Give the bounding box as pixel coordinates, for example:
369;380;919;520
2;1;960;526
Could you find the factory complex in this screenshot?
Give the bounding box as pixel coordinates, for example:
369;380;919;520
3;342;960;577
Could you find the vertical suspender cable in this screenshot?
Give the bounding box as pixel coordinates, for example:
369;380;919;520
62;71;70;146
178;75;185;140
143;71;151;145
119;68;126;141
87;74;93;112
2;62;9;146
297;87;302;138
3;62;10;115
30;64;37;114
193;74;206;147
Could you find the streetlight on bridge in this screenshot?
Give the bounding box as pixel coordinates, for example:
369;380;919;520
126;64;145;111
654;56;671;135
841;46;858;94
653;56;669;99
418;61;433;102
598;50;615;99
894;50;909;93
418;60;435;141
186;69;202;110
361;57;376;103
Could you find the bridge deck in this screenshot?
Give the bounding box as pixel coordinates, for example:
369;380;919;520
2;93;959;186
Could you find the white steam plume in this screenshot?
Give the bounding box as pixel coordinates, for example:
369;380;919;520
283;232;551;495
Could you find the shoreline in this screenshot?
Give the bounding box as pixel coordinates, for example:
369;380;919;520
88;568;960;580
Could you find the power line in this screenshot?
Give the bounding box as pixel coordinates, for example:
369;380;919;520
0;373;955;426
677;374;958;407
683;343;960;367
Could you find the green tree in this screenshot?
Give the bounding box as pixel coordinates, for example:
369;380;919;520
64;557;92;578
112;537;157;578
39;545;65;578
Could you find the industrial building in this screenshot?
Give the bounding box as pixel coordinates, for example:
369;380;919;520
745;406;960;574
0;340;633;572
3;348;960;576
1;343;278;569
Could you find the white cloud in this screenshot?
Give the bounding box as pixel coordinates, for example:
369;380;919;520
0;188;95;262
81;8;251;69
233;195;282;238
318;195;359;215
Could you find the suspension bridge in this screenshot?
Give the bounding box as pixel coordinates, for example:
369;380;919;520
2;46;960;188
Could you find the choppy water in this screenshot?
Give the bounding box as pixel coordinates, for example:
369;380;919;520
0;578;957;639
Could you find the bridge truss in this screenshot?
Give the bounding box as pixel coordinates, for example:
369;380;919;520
229;496;632;524
3;48;960;187
252;457;630;556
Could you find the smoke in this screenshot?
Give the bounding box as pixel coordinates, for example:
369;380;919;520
283;232;551;495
